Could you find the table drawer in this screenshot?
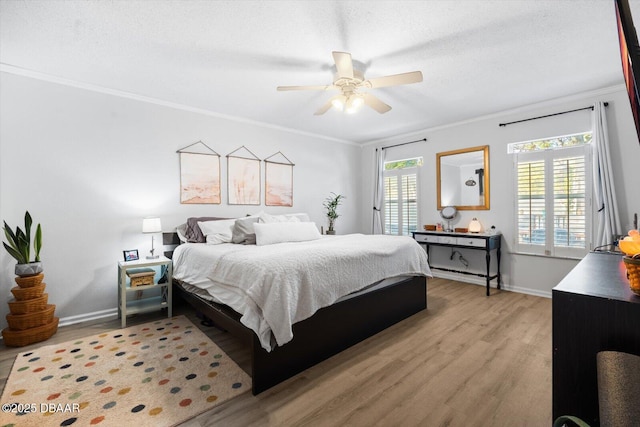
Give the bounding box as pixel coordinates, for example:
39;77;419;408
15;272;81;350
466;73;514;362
439;236;457;244
414;234;440;243
457;237;486;247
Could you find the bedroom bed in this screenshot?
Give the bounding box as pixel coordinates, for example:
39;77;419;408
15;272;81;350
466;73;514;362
164;216;431;395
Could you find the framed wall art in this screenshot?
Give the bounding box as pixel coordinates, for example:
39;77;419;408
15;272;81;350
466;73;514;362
265;151;294;207
177;141;221;204
227;146;261;205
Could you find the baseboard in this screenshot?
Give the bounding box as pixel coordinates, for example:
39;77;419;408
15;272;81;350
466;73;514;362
57;308;118;328
0;308;119;342
430;271;551;299
501;284;551;299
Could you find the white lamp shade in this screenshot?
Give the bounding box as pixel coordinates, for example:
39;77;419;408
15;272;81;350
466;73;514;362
142;217;162;233
468;218;482;233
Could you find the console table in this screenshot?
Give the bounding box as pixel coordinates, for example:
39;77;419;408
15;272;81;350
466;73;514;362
553;251;640;425
412;231;501;296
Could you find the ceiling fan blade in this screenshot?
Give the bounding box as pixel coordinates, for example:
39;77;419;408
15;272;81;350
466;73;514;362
314;97;337;115
365;71;423;88
332;51;354;79
363;93;392;114
277;85;335;91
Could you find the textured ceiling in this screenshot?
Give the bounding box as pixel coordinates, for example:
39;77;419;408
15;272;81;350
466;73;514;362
1;0;638;144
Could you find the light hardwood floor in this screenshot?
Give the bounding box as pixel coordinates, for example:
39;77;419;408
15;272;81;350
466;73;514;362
0;278;552;426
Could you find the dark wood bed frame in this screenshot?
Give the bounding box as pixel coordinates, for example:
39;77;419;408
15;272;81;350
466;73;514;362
164;233;428;395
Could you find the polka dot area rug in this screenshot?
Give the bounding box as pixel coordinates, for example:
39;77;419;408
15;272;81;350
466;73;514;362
0;315;251;427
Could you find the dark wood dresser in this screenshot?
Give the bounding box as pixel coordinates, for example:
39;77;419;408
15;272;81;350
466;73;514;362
553;251;640;425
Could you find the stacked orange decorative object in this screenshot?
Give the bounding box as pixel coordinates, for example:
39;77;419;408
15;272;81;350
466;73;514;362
619;230;640;295
3;273;58;346
2;211;59;346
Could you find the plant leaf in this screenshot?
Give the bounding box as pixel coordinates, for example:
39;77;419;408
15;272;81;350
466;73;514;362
34;223;42;262
3;242;26;264
16;227;29;263
4;221;18;246
3;222;19;252
24;211;32;249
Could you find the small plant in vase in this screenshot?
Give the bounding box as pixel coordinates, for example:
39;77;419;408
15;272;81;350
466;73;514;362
2;211;58;347
3;211;43;282
323;193;345;235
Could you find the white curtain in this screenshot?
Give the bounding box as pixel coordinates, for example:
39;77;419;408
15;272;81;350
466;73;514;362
592;101;622;247
372;148;385;234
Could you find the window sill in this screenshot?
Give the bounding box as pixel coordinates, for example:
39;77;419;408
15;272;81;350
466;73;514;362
509;251;585;261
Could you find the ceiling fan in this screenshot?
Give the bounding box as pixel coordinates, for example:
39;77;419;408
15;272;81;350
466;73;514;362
277;51;423;115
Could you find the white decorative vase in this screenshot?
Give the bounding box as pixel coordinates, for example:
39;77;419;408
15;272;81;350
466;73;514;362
15;262;43;277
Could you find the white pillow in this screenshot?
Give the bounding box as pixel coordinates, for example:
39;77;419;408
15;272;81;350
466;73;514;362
259;212;310;223
259;212;301;223
198;219;236;245
289;213;310;222
176;223;188;243
254;222;321;246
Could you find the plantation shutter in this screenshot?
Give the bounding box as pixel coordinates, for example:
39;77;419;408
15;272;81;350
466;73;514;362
401;174;418;235
383;156;421;236
513;142;590;257
553;155;586;249
384;176;399;234
517;159;545;246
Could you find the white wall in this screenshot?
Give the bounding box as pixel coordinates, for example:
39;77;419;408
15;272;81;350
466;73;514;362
0;72;361;327
3;73;638;329
360;86;640;297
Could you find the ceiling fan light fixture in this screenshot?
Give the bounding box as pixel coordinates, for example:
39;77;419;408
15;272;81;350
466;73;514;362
331;95;346;111
277;51;422;115
345;94;364;114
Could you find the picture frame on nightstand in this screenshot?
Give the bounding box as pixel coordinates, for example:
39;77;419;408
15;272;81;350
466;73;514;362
123;249;139;261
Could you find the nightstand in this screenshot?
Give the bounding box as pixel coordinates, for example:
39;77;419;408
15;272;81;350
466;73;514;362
117;256;172;328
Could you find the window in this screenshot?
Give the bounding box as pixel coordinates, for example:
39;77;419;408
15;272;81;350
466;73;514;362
510;133;591;257
383;157;422;235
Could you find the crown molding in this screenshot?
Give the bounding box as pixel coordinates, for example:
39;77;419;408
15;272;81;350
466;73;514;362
363;84;626;147
0;63;358;147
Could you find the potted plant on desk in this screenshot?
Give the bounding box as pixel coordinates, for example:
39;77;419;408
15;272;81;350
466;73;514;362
323;193;344;235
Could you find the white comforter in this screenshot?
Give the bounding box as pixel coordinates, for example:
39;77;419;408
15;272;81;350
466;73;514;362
173;234;431;351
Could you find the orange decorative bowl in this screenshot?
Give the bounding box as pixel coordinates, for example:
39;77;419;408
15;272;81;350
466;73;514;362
15;273;44;288
11;283;46;301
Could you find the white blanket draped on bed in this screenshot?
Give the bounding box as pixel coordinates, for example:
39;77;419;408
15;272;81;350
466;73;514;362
173;234;431;351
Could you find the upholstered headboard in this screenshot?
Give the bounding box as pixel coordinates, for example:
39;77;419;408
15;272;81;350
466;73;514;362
162;232;181;259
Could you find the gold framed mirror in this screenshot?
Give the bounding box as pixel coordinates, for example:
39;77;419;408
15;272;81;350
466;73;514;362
436;145;490;210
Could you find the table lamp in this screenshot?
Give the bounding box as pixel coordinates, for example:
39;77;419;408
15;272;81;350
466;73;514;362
468;218;482;233
142;217;162;259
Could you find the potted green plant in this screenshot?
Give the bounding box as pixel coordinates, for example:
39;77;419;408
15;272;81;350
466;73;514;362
3;211;43;277
323;193;345;235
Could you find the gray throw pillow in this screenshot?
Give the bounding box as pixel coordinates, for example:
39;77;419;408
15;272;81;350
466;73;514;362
231;217;259;244
185;217;228;243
